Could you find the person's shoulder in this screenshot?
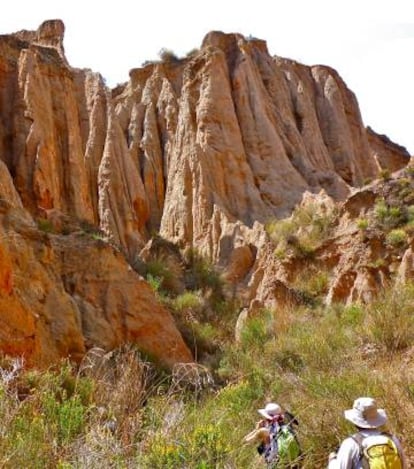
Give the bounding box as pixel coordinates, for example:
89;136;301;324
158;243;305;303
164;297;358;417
340;435;361;450
383;431;400;440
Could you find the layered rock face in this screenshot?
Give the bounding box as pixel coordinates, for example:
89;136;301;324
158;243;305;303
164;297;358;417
0;20;410;365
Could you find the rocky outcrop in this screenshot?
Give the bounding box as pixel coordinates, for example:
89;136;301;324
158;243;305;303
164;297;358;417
0;196;192;367
0;20;411;365
367;126;411;173
243;167;414;316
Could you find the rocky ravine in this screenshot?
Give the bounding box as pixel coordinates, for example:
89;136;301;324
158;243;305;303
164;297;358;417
0;20;410;366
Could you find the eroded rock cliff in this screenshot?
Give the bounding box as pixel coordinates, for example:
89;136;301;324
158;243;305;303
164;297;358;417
0;20;410;365
0;194;192;367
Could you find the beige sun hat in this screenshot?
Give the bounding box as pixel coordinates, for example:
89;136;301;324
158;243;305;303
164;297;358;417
344;397;387;429
258;402;282;420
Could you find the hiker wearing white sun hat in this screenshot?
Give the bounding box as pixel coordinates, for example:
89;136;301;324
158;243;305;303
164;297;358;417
328;397;407;468
243;403;283;450
243;402;301;467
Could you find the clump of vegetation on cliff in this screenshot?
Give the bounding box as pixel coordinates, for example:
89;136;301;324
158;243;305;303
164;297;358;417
266;199;337;260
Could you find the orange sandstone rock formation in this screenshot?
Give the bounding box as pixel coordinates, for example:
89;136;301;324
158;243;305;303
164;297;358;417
0;200;192;367
0;20;411;365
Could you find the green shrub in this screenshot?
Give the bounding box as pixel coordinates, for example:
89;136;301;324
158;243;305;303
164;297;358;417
240;314;273;351
364;283;414;352
158;48;180;63
273;348;304;372
398;187;413;199
266;219;296;243
146;273;162;292
309;270;330;296
374;198;389;221
356;218;369;230
293;239;316;259
362;177;372;186
0;361;95;467
405;165;414;177
397;177;411;188
407;205;414;222
5;414;50;467
191;424;230;465
374;198;407;229
90;232;106;241
173;291;202;312
367;258;386;269
292;269;329;306
141;434;187;468
274;246;287;260
385;228;407;247
379;168;391;181
146;259;175;292
37;392;86;444
2;276;414;467
339;304;364;327
216;380;264;414
267;201;336;258
389;206;401;218
192;323;217;343
79;219;106;240
185;249;223;296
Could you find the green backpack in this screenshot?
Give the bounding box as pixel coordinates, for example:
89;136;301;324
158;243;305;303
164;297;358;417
274;424;302;467
352;433;402;469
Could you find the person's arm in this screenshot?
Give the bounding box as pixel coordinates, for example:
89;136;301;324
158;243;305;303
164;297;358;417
256;418;267;429
328;437;359;469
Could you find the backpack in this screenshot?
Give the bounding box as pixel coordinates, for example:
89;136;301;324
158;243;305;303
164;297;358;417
257;412;302;467
274;424;302;466
352;432;402;469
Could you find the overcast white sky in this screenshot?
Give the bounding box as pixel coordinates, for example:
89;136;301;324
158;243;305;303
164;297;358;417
1;0;413;153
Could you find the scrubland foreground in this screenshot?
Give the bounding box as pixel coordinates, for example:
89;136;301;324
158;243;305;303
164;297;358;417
1;282;413;468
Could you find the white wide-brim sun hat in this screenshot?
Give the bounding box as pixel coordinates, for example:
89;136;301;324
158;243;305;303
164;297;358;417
344;397;387;429
258;402;282;420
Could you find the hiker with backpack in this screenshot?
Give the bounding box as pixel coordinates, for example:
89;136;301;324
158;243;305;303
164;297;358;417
243;402;302;468
327;397;407;468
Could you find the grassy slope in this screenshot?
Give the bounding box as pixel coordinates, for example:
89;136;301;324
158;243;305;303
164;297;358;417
1;284;414;468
